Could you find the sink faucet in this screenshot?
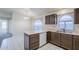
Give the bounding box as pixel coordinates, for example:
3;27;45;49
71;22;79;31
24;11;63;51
56;29;65;33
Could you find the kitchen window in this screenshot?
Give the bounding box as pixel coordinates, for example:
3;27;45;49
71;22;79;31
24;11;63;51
33;20;42;32
57;13;74;32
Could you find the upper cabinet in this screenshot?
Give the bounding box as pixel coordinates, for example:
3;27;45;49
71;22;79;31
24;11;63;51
74;8;79;24
45;15;50;24
45;14;57;24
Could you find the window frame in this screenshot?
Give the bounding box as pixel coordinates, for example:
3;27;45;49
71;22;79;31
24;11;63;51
33;19;43;32
57;12;74;31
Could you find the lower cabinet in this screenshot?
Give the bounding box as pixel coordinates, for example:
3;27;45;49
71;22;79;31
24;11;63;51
24;32;46;50
47;31;51;43
24;33;39;50
24;31;79;50
51;32;60;46
73;35;79;50
60;34;73;50
49;32;73;50
39;32;46;47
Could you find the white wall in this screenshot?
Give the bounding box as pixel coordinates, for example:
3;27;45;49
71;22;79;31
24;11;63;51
0;11;12;18
10;12;32;36
1;12;32;50
10;12;32;50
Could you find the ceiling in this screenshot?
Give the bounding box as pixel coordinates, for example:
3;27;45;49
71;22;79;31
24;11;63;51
29;8;59;16
0;8;61;17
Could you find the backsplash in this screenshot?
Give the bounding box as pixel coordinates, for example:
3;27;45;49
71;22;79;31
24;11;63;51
44;25;57;31
74;24;79;32
44;24;79;33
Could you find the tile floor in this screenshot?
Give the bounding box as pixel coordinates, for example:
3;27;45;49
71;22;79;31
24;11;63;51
38;43;64;50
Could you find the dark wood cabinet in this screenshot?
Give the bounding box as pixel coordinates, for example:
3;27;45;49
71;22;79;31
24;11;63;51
51;32;55;43
24;33;39;50
74;8;79;24
50;14;57;24
45;14;57;24
47;31;79;50
45;15;50;24
24;31;79;50
51;32;60;46
73;35;79;50
47;31;51;43
54;33;60;46
60;34;73;50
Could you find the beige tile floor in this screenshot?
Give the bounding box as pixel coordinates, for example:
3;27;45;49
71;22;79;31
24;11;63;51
38;43;64;50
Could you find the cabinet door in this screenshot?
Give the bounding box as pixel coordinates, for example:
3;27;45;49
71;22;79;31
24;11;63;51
54;33;60;46
51;32;60;46
74;8;79;24
60;34;72;50
73;35;79;50
39;33;46;47
50;14;57;24
45;16;50;24
51;32;55;43
47;31;51;43
29;42;39;50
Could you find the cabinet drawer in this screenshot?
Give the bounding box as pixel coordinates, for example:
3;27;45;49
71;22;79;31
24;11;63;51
73;35;79;39
30;42;39;50
30;38;39;44
30;45;39;50
29;34;39;44
30;34;39;39
55;33;60;38
61;34;72;39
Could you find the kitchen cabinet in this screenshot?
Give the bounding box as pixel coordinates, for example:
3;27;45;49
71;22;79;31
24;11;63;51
24;33;39;50
47;31;51;43
60;33;73;49
51;32;60;46
45;14;57;24
45;15;50;24
74;8;79;24
51;32;55;43
73;35;79;50
50;14;57;24
39;32;46;47
24;31;79;50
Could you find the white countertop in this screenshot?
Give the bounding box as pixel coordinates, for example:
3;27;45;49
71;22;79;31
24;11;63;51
24;30;48;35
24;30;79;36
